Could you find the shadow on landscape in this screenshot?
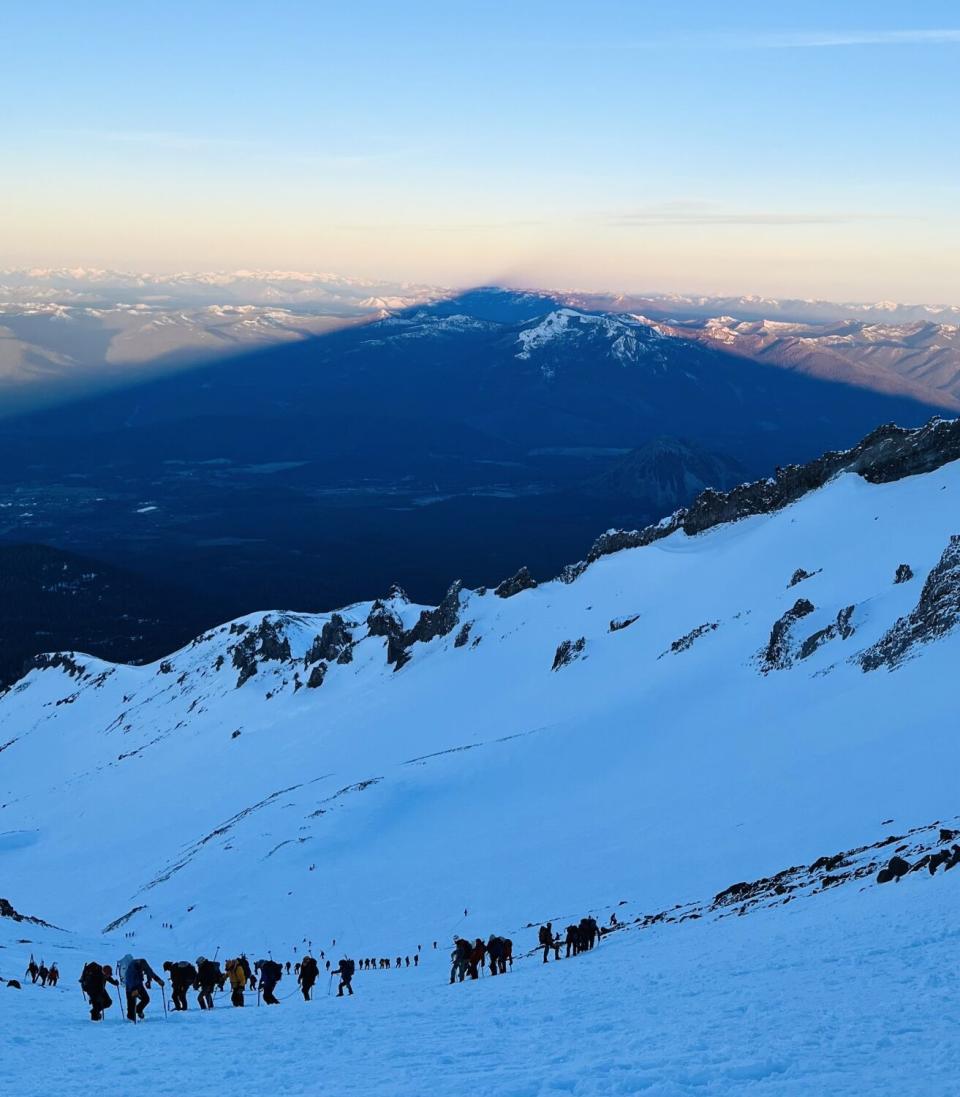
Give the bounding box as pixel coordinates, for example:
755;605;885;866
0;286;949;683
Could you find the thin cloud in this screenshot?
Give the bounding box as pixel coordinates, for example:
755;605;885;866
730;29;960;49
605;28;960;51
607;203;907;227
48;128;403;166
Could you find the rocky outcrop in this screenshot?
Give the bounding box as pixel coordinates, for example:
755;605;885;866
0;897;57;928
660;621;718;657
495;567;537;598
788;568;819;587
895;563;914;584
552;637;586;671
454;622;473;648
860;536;960;671
609;615;640;633
306;664;327;689
231;616;293;688
761;599;815;672
24;652;87;679
405;581;464;645
575;418;960;575
305;614;354;667
799;605;855;660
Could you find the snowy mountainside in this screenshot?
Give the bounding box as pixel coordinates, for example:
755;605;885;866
2;422;960;966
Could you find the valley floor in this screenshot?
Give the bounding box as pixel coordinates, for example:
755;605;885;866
5;868;958;1097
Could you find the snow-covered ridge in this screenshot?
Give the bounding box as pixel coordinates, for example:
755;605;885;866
3;417;960;964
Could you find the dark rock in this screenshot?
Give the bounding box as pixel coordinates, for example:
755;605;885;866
876;855;911;884
939;828;959;843
454;622;473;648
788;568;818;587
762;599;815;671
405;581;463;645
895;563;914;584
231;616;293;688
158;660;174;674
495;567;537;599
306;663;327;689
551;637;586;671
661;621;718;657
577;419;960;574
810;853;846;873
860;536;960;671
305;614;353;666
609;615;639;632
7;980;20;989
23;652;87;679
799;605;856;660
231;729;241;739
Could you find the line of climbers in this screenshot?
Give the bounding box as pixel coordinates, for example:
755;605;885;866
449;934;513;982
71;914;617;1020
360;953;420;970
538;915;604;963
78;952;358;1021
24;957;59;987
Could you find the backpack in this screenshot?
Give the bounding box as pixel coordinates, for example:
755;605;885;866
301;957;318;979
262;961;282;982
342;959;355;977
80;962;102;993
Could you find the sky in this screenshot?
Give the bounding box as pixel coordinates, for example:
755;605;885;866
2;0;959;302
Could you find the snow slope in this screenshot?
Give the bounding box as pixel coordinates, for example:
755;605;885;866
3;860;959;1096
2;422;960;1093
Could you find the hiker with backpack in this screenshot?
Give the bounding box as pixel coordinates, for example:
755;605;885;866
225;959;246;1007
163;960;197;1011
298;955;319;1001
538;922;553;963
80;962;119;1021
332;957;355;996
25;958;38;984
124;957;164;1022
468;939;485;980
255;959;283;1004
47;963;59;987
449;937;471;984
195;957;222;1009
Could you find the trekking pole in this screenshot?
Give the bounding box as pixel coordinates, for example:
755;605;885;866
161;983;168;1021
327;972;334;997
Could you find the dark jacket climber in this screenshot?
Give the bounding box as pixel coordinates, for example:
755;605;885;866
80;962;119;1022
124;958;164;1021
450;938;472;984
255;959;283;1004
298;955;319;1000
538;923;553;963
163;961;197;1011
332;957;355;996
195;957;222;1009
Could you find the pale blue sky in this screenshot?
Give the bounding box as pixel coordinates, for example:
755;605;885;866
2;1;959;301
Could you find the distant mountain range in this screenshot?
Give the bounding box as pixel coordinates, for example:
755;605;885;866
2;270;959;416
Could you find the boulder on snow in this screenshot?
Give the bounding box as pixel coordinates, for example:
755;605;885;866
876;855;911;884
788;568;818;587
609;615;639;632
7;980;21;989
894;563;914;584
